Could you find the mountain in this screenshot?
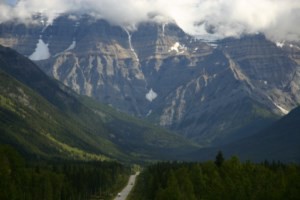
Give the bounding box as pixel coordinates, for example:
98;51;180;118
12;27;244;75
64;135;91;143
223;106;300;162
0;45;197;162
1;14;300;146
187;106;300;163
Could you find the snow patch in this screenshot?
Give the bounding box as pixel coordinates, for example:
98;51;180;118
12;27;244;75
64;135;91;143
276;41;285;48
162;23;167;37
68;15;78;21
146;89;158;102
41;25;49;33
208;43;218;48
288;44;300;50
169;42;187;54
65;40;76;52
29;39;51;61
274;103;289;115
40;19;45;26
146;110;152;117
124;28;139;62
54;40;77;57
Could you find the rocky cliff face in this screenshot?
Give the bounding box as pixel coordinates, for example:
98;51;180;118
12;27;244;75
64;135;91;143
1;14;299;146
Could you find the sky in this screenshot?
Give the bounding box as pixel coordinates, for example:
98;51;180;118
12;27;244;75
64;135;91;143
1;0;300;41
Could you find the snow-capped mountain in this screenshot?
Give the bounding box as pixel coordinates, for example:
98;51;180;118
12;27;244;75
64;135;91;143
1;14;300;146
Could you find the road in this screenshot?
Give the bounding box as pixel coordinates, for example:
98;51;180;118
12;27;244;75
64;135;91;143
114;172;139;200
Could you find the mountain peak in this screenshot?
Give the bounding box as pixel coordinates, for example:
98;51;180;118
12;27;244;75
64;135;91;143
1;16;300;147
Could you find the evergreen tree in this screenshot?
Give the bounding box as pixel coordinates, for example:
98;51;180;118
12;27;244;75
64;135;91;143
215;151;225;167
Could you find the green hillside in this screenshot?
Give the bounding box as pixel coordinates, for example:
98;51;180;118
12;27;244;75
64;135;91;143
0;69;119;160
0;45;197;162
224;106;300;162
186;106;300;163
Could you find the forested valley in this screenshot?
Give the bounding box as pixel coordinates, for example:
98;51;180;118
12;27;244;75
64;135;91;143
129;153;300;200
2;144;300;200
0;145;130;200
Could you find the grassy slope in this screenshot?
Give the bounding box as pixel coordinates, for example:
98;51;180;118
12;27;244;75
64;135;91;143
0;70;120;160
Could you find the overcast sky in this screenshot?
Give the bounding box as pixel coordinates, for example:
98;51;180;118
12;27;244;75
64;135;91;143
1;0;299;41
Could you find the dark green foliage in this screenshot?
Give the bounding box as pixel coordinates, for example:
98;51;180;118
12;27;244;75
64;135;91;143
0;145;130;200
222;106;300;163
129;159;300;200
215;151;224;167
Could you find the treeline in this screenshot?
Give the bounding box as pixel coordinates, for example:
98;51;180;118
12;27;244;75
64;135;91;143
0;145;130;200
129;154;300;200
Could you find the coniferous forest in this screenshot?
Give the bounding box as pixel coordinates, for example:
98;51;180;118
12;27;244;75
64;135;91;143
2;144;300;199
0;145;130;200
128;154;300;200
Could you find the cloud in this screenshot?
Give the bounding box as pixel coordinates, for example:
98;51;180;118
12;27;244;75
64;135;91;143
1;0;300;41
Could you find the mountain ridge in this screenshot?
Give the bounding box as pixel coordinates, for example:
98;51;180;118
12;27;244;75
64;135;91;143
1;14;300;146
225;105;300;162
0;44;198;162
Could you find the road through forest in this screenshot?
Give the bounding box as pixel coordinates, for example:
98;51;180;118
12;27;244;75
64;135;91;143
114;172;139;200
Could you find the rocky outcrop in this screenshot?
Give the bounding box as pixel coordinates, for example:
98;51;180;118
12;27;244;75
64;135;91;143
153;35;300;145
0;14;299;146
220;35;300;112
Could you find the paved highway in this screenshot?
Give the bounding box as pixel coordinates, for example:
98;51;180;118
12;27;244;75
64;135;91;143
114;172;139;200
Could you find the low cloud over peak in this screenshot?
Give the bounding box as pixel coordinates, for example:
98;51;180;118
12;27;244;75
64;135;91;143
1;0;300;41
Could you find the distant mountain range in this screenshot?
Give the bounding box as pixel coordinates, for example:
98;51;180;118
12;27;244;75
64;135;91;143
0;45;197;162
0;13;299;162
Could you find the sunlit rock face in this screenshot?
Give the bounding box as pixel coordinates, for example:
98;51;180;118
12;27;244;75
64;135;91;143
1;14;300;146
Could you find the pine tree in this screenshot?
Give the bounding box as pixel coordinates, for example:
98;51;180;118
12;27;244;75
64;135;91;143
215;151;224;167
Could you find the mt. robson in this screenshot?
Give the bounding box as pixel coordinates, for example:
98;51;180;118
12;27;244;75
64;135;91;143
0;44;197;162
1;13;300;150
